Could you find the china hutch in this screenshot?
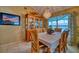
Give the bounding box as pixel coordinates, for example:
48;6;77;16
25;12;46;41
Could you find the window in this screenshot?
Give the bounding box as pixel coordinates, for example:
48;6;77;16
48;14;70;31
52;21;57;28
48;22;52;28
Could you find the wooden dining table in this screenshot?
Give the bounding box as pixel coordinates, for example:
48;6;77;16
38;32;61;52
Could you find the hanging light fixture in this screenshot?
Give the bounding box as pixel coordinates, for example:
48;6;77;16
43;7;52;19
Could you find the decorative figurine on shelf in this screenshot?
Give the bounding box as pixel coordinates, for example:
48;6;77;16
47;28;54;35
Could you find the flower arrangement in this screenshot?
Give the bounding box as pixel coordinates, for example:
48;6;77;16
47;28;54;35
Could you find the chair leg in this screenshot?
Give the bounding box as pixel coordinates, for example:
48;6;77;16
63;46;67;53
47;48;51;53
65;46;67;52
63;48;66;53
42;47;47;53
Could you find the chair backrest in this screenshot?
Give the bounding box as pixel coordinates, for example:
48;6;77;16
58;30;69;52
30;29;39;53
61;31;68;43
26;30;32;42
42;28;46;32
55;28;62;32
63;30;69;45
36;28;42;33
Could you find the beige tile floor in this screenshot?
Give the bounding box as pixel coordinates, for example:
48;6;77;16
66;45;79;53
3;41;79;53
6;42;31;53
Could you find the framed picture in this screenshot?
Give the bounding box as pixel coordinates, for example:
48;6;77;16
0;12;20;26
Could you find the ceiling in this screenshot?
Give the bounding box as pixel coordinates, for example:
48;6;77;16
0;6;73;15
30;6;73;15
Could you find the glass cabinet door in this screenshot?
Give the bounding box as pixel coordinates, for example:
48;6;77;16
40;20;42;28
28;18;34;29
35;19;39;28
26;15;43;29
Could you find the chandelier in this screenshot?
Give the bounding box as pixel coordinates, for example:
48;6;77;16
43;7;52;19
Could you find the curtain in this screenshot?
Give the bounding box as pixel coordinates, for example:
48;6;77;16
69;13;77;46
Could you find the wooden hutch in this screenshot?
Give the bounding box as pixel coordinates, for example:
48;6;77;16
25;12;46;41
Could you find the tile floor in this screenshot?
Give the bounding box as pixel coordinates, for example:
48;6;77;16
7;42;31;53
3;42;79;53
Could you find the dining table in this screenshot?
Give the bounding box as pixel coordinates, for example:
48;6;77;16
38;32;61;52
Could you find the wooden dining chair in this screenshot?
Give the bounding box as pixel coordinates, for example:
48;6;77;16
40;28;43;33
36;28;42;33
42;28;46;32
56;31;69;53
55;28;62;32
63;30;69;52
26;30;32;42
30;29;47;53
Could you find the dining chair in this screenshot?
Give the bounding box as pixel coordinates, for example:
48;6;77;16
36;28;42;33
42;28;46;32
55;28;62;32
56;30;69;53
63;30;69;52
40;28;43;33
26;30;32;42
30;29;47;53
